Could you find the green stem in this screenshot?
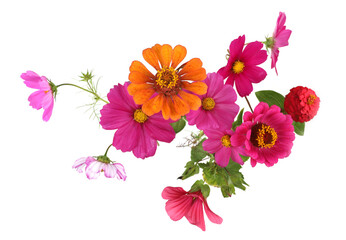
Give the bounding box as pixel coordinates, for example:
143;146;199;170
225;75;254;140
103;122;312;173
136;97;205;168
104;144;113;156
56;83;109;104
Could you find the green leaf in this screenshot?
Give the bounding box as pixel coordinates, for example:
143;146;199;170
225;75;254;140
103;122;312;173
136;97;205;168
191;138;207;162
240;154;250;163
179;161;199;180
255;90;286;113
189;180;210;199
232;108;244;130
170;117;186;133
292;121;305;136
201;160;248;198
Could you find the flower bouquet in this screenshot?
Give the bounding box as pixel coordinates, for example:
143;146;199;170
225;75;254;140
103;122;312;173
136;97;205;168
22;12;320;231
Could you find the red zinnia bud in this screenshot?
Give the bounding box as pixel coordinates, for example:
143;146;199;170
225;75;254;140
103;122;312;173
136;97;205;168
284;86;320;123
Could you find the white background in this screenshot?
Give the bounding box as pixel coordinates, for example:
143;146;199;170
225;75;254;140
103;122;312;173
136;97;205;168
1;0;345;239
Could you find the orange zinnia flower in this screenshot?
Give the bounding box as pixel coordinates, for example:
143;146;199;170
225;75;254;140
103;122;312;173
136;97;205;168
127;44;207;121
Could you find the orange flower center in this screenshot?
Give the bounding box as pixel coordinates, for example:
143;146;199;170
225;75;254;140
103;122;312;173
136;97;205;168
307;94;316;105
232;60;245;74
133;109;148;123
156;67;179;89
250;123;277;149
202;97;215;111
221;135;232;147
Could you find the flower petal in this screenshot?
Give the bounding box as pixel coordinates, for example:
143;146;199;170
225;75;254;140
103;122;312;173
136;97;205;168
129;71;152;84
171;45;187;69
142;94;164;116
181;81;207;95
129;60;155;78
133;88;156;105
178;90;201;111
178;58;203;75
180;68;207;81
143;48;160;71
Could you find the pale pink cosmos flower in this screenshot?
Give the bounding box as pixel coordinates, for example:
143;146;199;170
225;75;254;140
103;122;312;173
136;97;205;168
267;12;292;75
21;71;55;121
72;156;127;180
162;186;223;231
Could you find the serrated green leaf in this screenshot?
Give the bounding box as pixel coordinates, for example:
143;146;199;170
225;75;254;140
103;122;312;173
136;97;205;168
179;161;199;180
292;121;305;136
221;185;235;198
170;117;186;133
232;108;244;130
240;154;250;163
200;184;210;199
255;90;286;113
191;138;207;162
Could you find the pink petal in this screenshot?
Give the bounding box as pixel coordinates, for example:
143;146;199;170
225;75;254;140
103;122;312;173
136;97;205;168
229;35;245;60
275;29;292;47
165;196;193;221
114;163;127;180
85;161;104;179
162;187;187;200
235;74;253;97
144;117;175;143
72;157;88;173
185;198;206;231
203;138;223;154
242;41;267;66
202;198;223;224
21;71;43;89
243;66;267;84
28;90;45;110
214;147;232;167
42;100;54;122
103;164;117;178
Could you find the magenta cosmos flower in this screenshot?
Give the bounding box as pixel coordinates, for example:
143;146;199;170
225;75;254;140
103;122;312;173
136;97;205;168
100;82;175;159
21;71;55;121
186;72;239;131
218;35;268;97
72;156;126;180
203;129;247;167
162;186;223;231
231;102;295;167
266;12;292;74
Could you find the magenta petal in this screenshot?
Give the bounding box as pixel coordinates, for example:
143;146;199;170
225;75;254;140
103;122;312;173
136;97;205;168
275;29;292;47
235;74;253;97
203;198;223;224
165;196;193;221
203;138;223;154
21;71;43;89
144;118;175;143
114;163;127;180
229;35;245;60
185;198;206;231
215;147;231;167
162;187;187;200
242;42;267;65
243;66;267;84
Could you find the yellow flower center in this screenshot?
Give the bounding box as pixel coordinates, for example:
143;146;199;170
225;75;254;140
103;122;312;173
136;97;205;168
202;97;215;111
307;94;316;105
250;123;277;149
156;66;179;89
221;135;232;148
232;60;245;74
133;109;148;123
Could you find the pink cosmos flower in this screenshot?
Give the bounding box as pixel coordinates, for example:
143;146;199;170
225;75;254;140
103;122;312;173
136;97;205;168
203;129;247;167
72;156;127;180
100;82;176;159
218;35;268;97
268;12;292;74
231;102;295;167
186;72;239;131
162;186;223;231
21;71;55;121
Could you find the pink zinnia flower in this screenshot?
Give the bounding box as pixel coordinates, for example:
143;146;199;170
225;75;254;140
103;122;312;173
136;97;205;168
72;156;126;180
162;186;223;231
218;35;268;97
284;86;320;123
186;72;239;131
21;71;55;121
203;129;247;167
100;82;175;159
231;102;295;167
267;12;292;75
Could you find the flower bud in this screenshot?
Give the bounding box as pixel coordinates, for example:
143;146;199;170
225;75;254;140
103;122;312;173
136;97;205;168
284;86;320;122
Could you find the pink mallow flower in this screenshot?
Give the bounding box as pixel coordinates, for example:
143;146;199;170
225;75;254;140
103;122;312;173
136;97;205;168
72;156;126;180
265;12;292;75
203;129;247;167
186;72;239;131
21;71;55;121
218;35;268;97
100;82;175;159
162;186;223;231
231;102;295;167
